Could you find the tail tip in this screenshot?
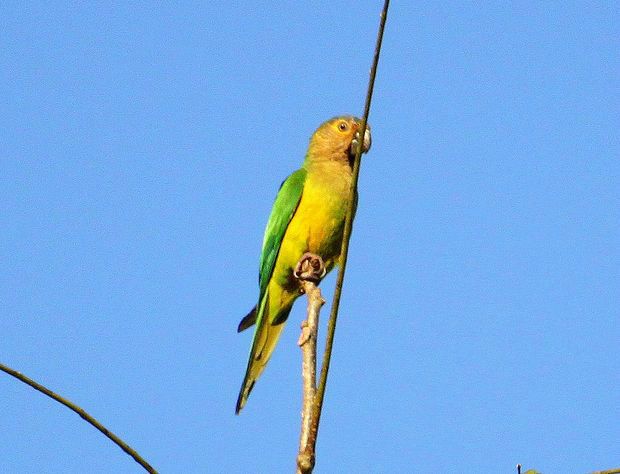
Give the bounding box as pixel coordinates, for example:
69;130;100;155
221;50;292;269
235;380;255;414
235;392;247;414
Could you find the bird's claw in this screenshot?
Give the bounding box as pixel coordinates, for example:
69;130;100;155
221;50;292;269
293;253;326;283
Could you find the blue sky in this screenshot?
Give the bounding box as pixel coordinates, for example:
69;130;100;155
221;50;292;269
1;2;618;473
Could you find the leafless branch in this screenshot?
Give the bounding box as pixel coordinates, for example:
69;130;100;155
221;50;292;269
293;253;326;474
0;362;157;473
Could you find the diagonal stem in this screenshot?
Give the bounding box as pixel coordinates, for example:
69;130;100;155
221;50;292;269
0;362;157;473
311;0;390;456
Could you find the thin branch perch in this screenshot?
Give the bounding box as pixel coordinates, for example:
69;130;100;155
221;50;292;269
293;253;326;474
0;362;157;473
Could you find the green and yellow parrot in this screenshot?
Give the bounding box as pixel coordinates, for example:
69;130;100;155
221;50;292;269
236;116;371;413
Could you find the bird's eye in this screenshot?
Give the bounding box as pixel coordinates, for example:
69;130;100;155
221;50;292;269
338;122;348;131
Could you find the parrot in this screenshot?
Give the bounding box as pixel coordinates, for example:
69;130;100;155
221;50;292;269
236;115;372;414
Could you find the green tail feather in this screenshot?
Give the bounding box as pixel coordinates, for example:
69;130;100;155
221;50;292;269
236;293;293;414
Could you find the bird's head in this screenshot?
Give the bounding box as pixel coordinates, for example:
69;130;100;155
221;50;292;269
306;116;372;166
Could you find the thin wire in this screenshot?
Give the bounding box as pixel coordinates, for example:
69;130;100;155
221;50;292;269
0;362;157;473
312;0;390;441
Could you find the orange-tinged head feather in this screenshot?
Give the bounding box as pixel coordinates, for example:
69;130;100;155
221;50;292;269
305;116;371;166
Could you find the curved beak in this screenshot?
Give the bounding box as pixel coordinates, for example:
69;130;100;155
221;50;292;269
351;126;372;155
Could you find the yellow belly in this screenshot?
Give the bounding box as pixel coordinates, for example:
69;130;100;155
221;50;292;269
272;167;352;292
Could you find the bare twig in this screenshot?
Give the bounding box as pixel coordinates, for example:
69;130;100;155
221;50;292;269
310;0;390;459
294;253;326;474
0;362;157;473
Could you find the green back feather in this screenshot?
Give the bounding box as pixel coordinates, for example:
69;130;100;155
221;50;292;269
257;168;307;302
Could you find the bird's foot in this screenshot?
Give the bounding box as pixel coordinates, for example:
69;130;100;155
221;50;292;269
293;252;326;284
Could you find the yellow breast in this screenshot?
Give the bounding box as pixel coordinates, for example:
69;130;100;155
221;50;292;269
273;162;353;288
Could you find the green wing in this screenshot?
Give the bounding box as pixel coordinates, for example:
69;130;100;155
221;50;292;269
238;168;306;332
235;169;307;412
258;168;307;300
